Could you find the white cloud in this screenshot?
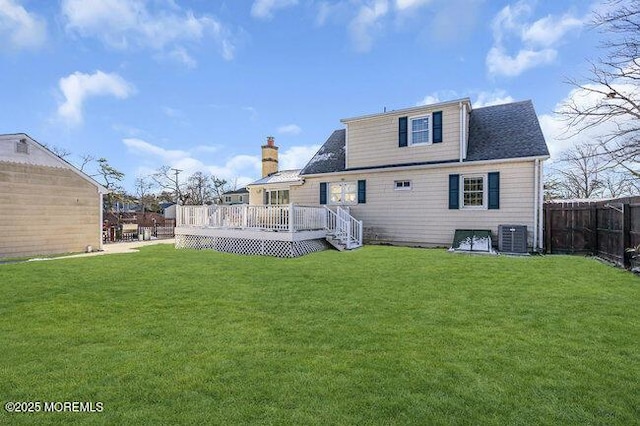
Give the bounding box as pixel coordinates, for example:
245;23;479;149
277;124;302;135
61;0;236;63
486;46;557;77
57;70;134;125
278;145;321;170
349;0;389;52
251;0;298;20
473;90;514;107
123;137;320;187
0;0;46;50
522;13;583;47
418;89;515;108
395;0;431;11
486;1;583;77
123;138;190;162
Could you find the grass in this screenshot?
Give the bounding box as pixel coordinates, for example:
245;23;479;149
0;245;638;425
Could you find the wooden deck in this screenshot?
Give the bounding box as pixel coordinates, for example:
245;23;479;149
175;204;362;257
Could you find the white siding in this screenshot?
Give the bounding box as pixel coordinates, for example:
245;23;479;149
291;161;537;248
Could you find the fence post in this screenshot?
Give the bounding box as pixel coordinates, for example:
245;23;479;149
623;203;631;268
544;203;552;254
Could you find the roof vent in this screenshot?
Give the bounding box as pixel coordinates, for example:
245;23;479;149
498;225;527;253
16;138;29;154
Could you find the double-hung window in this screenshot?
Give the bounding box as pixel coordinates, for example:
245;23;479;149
410;115;430;145
462;175;485;208
329;182;357;205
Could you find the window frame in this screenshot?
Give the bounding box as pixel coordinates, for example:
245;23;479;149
408;114;431;146
394;180;412;191
461;174;487;209
264;188;290;205
328;181;358;205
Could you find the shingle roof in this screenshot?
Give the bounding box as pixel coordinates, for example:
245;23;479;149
300;129;346;175
465;100;549;161
299;100;549;175
222;187;249;195
299;129;346;175
248;169;302;186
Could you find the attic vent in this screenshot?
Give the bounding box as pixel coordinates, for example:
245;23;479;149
498;225;528;253
16;139;29;154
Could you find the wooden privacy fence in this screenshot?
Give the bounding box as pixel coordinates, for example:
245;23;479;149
544;196;640;267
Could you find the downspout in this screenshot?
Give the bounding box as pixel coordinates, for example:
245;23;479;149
99;190;104;251
533;159;539;252
538;159;545;251
462;102;467;160
459;102;464;162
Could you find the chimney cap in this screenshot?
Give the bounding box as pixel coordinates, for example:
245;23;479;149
266;136;275;147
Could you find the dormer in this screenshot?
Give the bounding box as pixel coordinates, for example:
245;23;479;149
340;98;471;169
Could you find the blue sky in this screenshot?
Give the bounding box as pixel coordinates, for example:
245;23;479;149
0;0;605;191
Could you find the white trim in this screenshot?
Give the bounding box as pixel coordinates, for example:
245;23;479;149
340;98;471;123
345;126;349;169
408;114;431;146
394;180;412;191
300;155;550;178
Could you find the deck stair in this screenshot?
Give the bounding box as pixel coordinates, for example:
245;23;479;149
324;206;363;251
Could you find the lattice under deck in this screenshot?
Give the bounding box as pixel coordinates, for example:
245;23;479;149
175;234;329;258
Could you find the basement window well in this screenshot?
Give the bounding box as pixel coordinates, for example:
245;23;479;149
450;229;495;253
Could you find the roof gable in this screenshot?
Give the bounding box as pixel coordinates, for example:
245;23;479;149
0;133;109;193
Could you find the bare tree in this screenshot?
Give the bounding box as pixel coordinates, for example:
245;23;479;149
546;141;639;199
548;143;605;199
152;166;189;205
560;0;640;178
135;176;155;214
185;171;214;205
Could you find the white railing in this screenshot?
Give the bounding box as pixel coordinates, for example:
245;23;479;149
324;206;363;249
177;204;363;249
177;204;326;232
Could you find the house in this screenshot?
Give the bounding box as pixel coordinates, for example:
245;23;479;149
220;187;250;205
175;98;549;256
0;133;108;258
290;98;549;250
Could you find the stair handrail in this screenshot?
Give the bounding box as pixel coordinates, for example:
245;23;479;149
324;206;363;249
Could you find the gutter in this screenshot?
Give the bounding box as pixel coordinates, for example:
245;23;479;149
300;155;551;178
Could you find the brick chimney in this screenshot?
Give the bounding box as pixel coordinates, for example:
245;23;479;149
261;136;278;177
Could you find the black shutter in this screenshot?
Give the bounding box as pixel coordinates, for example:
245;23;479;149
488;172;500;210
320;182;327;205
449;174;459;209
432;111;442;143
357;180;366;204
399;116;408;147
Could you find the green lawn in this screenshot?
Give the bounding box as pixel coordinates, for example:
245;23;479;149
0;245;638;425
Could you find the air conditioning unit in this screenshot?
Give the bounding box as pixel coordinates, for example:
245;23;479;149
498;225;528;253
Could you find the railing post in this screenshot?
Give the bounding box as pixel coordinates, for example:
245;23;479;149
242;204;248;229
289;204;294;232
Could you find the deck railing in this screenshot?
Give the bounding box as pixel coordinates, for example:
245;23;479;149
176;204;326;232
176;204;363;248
